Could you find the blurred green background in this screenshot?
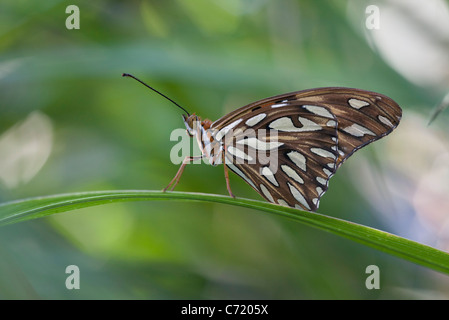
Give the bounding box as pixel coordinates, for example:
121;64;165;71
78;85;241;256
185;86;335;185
1;0;449;299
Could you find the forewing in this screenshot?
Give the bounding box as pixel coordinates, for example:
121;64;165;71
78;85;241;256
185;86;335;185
289;88;402;167
211;88;401;211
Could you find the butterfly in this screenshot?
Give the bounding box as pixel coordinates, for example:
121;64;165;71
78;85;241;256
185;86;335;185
123;73;402;212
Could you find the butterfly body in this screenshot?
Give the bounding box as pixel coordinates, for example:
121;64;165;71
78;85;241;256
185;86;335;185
179;87;401;212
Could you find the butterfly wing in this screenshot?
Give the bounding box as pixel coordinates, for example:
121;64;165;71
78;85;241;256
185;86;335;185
211;87;401;212
294;88;402;167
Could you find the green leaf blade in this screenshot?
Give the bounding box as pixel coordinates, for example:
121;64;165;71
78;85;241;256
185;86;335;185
1;190;448;275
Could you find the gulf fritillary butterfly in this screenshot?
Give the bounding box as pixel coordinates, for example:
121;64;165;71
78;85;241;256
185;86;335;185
123;73;401;212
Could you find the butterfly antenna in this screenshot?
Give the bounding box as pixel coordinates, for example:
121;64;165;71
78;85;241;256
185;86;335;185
122;73;190;116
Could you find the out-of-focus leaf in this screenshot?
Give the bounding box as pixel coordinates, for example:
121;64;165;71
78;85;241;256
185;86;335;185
428;92;449;125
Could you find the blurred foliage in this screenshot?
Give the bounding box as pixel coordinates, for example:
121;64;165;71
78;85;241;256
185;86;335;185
1;0;448;299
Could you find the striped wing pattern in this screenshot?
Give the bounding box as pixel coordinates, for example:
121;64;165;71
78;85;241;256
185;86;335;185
211;88;402;212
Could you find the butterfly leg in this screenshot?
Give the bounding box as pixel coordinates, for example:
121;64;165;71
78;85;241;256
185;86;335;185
163;156;203;192
222;153;235;198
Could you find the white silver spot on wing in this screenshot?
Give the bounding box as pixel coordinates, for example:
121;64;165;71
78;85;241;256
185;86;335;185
287;151;306;171
378;115;394;127
281;165;304;184
227;146;253;161
261;166;279;187
271;103;288;108
236;137;283;151
342;123;375;137
310;148;336;159
297;116;322;131
267;117;296;131
323;168;332;177
269;116;321;132
260;184;275;202
326;120;336;127
215;119;243;141
245;113;267;127
316;186;323;195
277;199;289;207
288;182;311;210
348;98;370;109
303;105;334;119
316;176;327;186
268;117;293;131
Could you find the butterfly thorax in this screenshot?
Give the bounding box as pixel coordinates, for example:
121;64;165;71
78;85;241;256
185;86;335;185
182;114;223;166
